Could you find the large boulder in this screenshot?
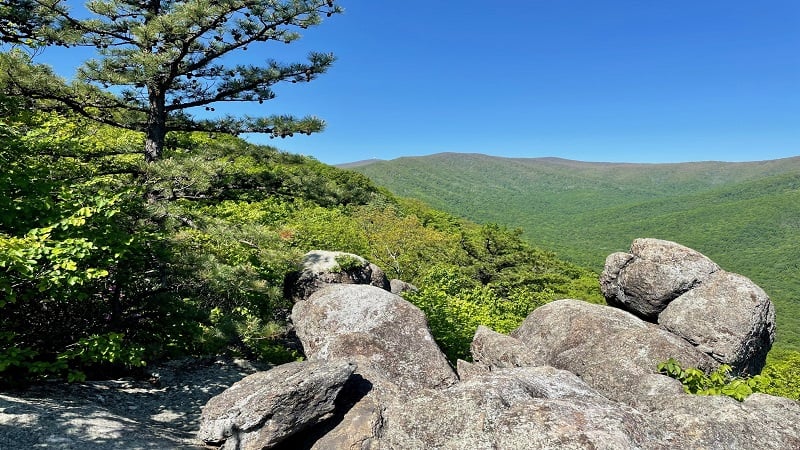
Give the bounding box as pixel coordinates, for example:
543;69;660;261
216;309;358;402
292;284;458;391
375;366;660;449
600;238;720;319
284;250;390;302
511;299;716;404
658;270;776;374
197;360;356;450
601;238;776;375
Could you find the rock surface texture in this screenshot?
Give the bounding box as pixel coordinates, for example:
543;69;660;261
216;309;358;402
659;270;775;375
292;284;458;391
197;360;355;449
600;238;720;319
199;241;793;449
601;238;775;374
511;299;717;405
283;250;390;302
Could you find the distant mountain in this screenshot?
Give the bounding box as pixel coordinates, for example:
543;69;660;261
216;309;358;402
335;158;385;169
349;152;800;350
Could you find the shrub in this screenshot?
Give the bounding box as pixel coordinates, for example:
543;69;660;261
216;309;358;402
657;358;770;401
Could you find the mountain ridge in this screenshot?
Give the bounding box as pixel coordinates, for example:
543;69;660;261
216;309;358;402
341;152;800;168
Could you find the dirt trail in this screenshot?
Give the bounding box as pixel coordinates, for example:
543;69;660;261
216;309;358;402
0;358;267;449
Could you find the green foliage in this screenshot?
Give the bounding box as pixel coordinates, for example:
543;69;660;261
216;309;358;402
657;358;770;401
0;0;56;44
354;204;460;281
3;1;343;160
406;261;597;363
281;205;368;255
351;154;800;353
405;267;517;362
0;103;150;384
204;307;302;364
759;350;800;400
1;98;609;385
0;331;145;385
58;333;146;381
334;254;365;272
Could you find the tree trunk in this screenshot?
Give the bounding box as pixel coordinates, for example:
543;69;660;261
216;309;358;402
144;90;166;163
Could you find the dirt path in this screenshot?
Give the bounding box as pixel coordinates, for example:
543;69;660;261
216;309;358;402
0;357;267;449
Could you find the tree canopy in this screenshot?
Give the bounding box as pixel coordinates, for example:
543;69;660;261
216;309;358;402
1;0;341;161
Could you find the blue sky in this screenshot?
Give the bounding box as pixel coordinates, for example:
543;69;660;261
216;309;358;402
36;1;800;165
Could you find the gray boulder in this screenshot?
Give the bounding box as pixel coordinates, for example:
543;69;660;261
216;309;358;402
600;238;720;319
292;284;458;391
284;250;390;302
390;278;418;295
197;360;356;450
307;366;402;450
659;270;776;374
512;299;716;404
641;393;800;449
601;238;776;375
470;325;545;370
376;366;660;449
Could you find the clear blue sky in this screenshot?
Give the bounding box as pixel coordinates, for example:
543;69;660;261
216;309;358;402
37;1;800;165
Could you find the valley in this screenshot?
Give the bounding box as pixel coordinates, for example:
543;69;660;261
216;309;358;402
350;153;800;350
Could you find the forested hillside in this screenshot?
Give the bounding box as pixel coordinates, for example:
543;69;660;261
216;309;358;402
350;153;800;351
0;102;604;385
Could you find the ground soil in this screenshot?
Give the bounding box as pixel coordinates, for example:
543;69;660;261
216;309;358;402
0;357;268;449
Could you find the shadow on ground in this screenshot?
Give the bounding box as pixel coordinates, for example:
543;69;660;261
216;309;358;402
0;357;267;449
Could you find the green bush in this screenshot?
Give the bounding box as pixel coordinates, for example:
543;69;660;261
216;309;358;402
334;254;366;272
759;350;800;400
657;358;770;401
405;266;577;362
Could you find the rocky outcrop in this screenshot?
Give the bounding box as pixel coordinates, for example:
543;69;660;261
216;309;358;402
375;366;658;449
283;250;390;302
512;299;716;404
658;270;775;375
600;238;720;319
197;360;355;449
201;243;794;449
600;238;776;374
292;284;458;391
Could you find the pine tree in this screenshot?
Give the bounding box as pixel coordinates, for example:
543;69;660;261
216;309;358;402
0;0;52;44
1;0;341;162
